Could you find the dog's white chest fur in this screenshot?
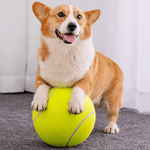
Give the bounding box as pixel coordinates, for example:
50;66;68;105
39;36;95;87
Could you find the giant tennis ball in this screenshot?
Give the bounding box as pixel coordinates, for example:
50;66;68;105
32;88;96;147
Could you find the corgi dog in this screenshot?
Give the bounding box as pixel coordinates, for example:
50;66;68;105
31;2;123;134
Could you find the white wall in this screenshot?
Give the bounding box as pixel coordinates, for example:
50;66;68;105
0;0;26;92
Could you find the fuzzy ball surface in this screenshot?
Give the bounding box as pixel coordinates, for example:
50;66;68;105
32;88;96;147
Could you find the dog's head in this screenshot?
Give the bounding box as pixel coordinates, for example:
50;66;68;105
32;2;100;44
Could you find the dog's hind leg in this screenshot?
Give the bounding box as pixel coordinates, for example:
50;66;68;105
103;83;123;134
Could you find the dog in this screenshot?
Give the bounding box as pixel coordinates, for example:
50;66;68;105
31;2;124;134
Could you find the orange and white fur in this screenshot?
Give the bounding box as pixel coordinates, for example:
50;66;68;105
31;2;124;134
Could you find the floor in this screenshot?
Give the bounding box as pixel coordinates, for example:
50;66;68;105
0;92;150;150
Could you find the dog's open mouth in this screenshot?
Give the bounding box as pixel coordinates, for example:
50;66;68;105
55;29;78;44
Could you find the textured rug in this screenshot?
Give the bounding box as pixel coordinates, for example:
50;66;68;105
0;92;150;150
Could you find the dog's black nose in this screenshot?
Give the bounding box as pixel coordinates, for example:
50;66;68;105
67;22;77;32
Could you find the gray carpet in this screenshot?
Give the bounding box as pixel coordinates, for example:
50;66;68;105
0;92;150;150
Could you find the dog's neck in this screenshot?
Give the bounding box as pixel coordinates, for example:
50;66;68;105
41;34;95;54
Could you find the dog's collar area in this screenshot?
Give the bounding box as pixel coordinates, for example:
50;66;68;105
55;29;79;44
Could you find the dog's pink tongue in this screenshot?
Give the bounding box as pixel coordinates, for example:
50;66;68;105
63;34;75;43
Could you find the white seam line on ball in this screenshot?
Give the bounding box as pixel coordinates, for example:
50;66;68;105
33;88;55;123
66;111;95;147
47;87;55;102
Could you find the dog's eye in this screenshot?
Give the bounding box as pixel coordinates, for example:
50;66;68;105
58;12;65;17
76;14;82;20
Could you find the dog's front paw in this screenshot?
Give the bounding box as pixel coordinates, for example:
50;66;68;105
31;94;47;111
68;87;86;115
68;97;84;114
31;85;49;111
104;122;120;134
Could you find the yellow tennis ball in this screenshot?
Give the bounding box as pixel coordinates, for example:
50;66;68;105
32;87;96;147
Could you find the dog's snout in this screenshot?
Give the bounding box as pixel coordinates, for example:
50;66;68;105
67;22;77;32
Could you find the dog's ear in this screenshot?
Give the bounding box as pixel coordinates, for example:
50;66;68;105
32;2;52;23
84;9;101;25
